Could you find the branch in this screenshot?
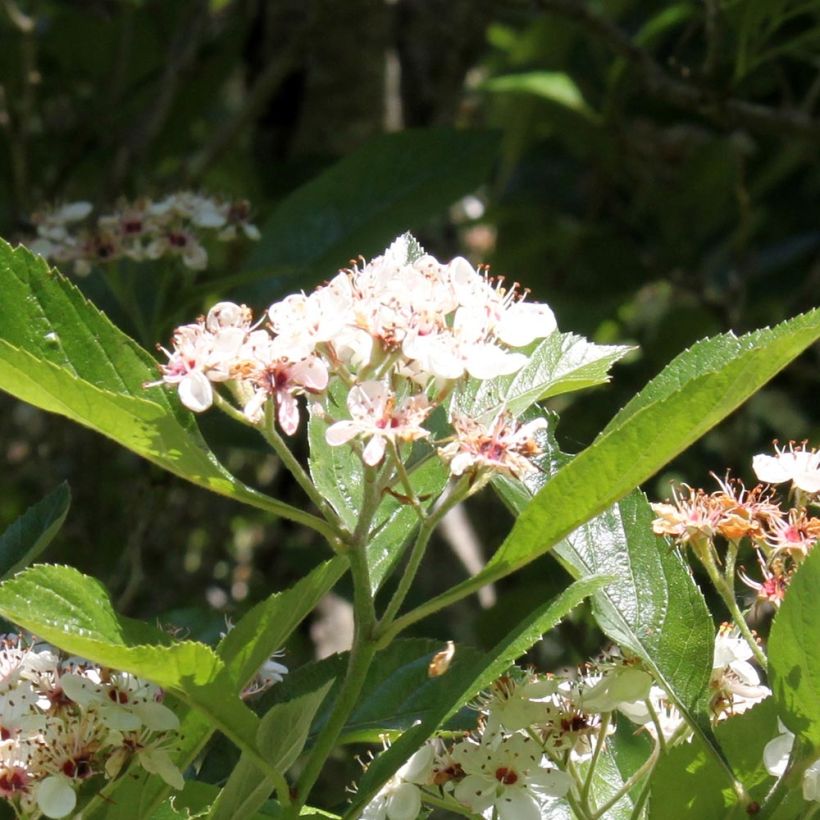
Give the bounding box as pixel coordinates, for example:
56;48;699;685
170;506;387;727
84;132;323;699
532;0;820;142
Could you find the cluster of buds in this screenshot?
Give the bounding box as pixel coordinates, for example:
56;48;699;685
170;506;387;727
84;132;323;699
152;234;559;482
651;442;820;607
0;633;182;819
27;192;259;275
359;632;786;819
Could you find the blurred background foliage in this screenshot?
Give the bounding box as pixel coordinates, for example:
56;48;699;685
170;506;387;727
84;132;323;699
1;0;819;798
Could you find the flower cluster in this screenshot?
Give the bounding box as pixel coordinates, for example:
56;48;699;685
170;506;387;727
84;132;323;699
152;234;559;482
28;192;259;275
357;626;788;820
0;633;182;819
651;443;820;606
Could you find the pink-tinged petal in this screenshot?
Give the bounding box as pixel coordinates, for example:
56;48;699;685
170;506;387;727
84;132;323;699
277;392;301;436
449;452;474;476
363;435;387;466
178;371;213;412
293;358;329;391
326;421;360;446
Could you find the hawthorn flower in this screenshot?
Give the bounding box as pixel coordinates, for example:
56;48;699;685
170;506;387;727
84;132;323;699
618;685;685;742
479;673;558;737
325;382;431;466
650;485;721;544
764;509;820;558
360;744;434;820
763;722;820;802
439;413;547;479
451;734;571;820
710;624;770;718
753;442;820;495
242;335;329;434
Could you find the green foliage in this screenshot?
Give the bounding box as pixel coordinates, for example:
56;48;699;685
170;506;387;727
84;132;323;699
245;128;500;292
350;574;612;813
770;546;820;751
453;310;820;595
0;482;69;578
0;240;284;512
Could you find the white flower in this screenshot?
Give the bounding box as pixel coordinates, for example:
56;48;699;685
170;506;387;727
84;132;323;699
710;624;770;718
753;443;820;494
481;674;558;737
452;734;571;820
578;666;653;714
360;744;434;820
439;413;547;479
618;685;685;742
763;721;820;802
325;382;431;466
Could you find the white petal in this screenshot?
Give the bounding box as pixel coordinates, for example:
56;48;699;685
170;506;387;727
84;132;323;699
465;345;526;379
36;776;77;819
497;302;557;347
763;732;794;777
802;759;820;802
495;788;542;820
528;766;574;798
752;454;793;485
57;201;93;222
325;421;360;446
385;782;421;820
138;748;184;790
454;775;496;812
60;673;99;707
131;700;180;731
178;371;213;412
363;434;387;466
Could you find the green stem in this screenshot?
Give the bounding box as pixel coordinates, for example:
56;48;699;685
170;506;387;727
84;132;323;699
581;714;611;809
261;401;347;536
376;477;471;635
643;697;667;754
290;471;383;814
589;737;659;820
418;790;479;818
698;540;768;670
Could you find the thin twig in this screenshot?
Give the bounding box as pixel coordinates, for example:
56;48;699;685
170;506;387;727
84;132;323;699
530;0;820;142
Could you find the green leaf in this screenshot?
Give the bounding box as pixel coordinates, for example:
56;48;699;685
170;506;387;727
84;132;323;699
245;128;500;289
82;559;345;820
349;574;612;814
208;681;334;820
770;546;820;750
482;71;597;120
0;240;288;516
217;557;346;689
496;425;717;767
0;565;277;809
0;482;70;578
452;332;632;421
309;389;449;592
648;699;782;819
422;309;820;604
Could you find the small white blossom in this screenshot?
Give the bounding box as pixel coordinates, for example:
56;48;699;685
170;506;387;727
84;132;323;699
763;721;820;802
360;744;434;820
753;443;820;494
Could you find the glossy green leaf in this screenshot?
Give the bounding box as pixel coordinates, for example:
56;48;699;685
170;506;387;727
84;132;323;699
0;240;286;515
245;128;500;291
208;681;334;820
422;309;820;603
770;546;820;750
349;574;612;814
0;482;70;579
452;332;632;421
648;698;782;819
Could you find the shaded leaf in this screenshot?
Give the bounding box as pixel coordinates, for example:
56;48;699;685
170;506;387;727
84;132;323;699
0;482;70;579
